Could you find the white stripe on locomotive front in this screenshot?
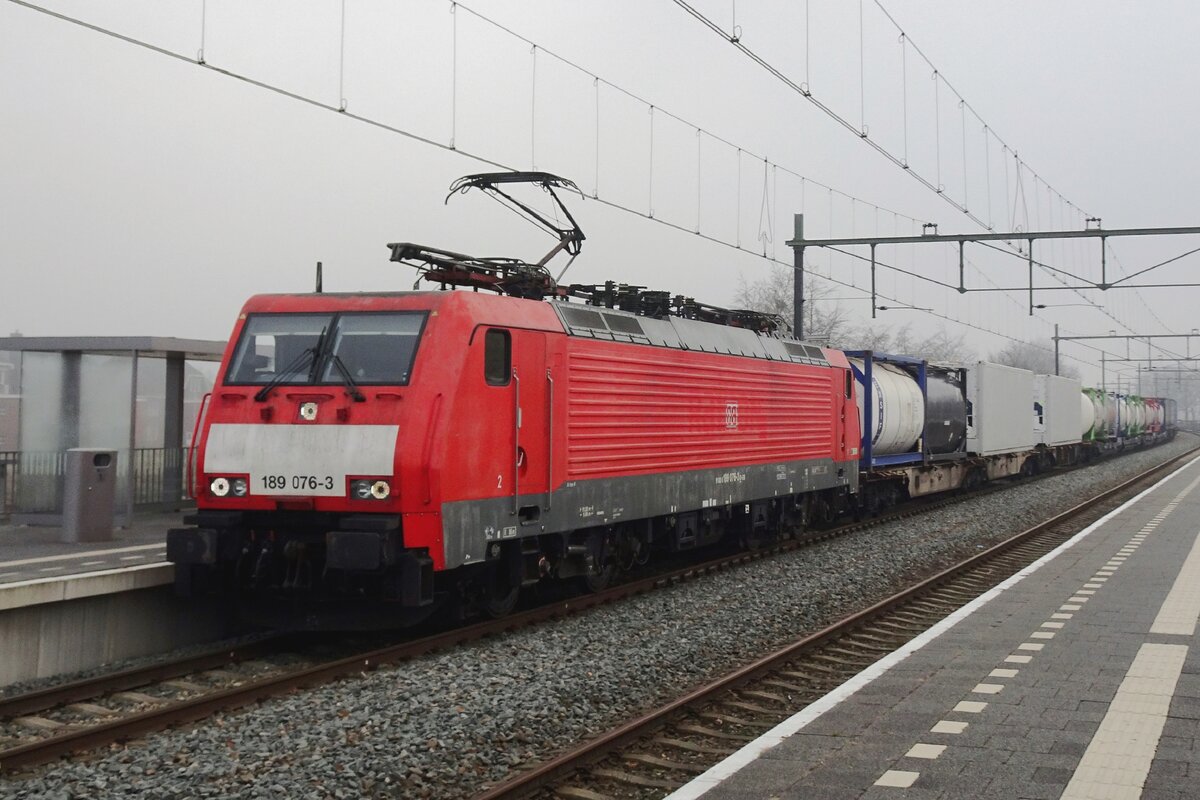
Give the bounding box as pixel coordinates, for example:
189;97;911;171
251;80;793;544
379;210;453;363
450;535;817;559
204;423;399;496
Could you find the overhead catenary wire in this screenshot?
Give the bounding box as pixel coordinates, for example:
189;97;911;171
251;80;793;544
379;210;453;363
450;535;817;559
669;0;1171;341
450;2;457;149
197;0;206;63
530;44;537;170
4;0;1157;372
448;2;924;232
337;0;347;111
670;0;990;227
983;125;992;228
2;0;1051;351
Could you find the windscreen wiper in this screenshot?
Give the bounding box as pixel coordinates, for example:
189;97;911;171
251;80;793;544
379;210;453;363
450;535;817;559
253;326;326;402
326;353;366;402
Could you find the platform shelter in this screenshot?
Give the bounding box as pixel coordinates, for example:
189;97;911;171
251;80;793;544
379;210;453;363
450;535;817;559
0;337;226;525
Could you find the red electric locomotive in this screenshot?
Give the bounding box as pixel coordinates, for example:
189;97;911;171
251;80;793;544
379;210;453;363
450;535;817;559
168;174;860;628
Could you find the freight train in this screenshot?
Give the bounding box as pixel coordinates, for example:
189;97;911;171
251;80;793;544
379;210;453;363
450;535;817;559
166;173;1177;629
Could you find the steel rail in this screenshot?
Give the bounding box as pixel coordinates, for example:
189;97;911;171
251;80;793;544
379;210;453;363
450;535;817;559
0;636;287;720
0;471;1041;773
472;443;1200;799
0;442;1188;774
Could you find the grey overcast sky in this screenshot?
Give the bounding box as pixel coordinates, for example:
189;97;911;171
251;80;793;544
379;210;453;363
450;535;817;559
2;0;1199;386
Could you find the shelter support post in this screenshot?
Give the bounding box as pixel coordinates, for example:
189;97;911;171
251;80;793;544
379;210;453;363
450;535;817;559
126;350;138;527
163;353;185;505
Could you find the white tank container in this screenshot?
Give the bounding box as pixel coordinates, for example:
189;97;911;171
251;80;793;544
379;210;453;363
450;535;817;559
1080;392;1098;438
850;360;924;455
1093;394;1107;435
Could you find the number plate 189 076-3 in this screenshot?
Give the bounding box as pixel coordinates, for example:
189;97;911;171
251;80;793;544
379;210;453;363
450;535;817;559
255;474;339;496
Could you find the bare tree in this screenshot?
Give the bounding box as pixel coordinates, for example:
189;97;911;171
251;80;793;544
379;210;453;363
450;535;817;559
988;340;1080;378
733;271;974;361
732;270;849;344
841;322;972;361
913;326;973;362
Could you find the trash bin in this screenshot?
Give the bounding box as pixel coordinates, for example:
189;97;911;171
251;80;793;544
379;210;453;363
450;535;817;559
62;448;117;543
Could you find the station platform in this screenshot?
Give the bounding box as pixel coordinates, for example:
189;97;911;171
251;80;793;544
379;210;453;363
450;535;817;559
671;454;1200;800
0;510;177;587
0;509;178;618
0;509;234;686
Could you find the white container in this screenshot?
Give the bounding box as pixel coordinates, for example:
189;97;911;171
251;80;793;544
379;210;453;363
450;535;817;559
1080;392;1099;438
849;359;924;455
1103;393;1118;433
963;362;1035;456
1033;375;1082;446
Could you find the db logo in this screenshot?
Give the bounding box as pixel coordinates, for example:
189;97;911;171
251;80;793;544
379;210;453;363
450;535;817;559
725;402;739;429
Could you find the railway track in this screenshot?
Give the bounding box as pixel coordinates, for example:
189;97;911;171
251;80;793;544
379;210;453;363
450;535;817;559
0;444;1189;776
0;486;978;775
473;444;1200;800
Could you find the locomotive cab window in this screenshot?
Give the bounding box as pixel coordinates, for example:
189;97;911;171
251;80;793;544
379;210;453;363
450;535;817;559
226;311;426;387
484;329;511;386
317;313;425;385
225;313;332;384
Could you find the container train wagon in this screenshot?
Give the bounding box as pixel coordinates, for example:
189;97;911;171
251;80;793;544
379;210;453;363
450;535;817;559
165;172;1177;629
847;350;1175;514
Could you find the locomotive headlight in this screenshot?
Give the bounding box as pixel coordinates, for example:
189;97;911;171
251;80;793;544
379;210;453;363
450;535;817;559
210;477;230;497
230;478;248;497
350;479;391;500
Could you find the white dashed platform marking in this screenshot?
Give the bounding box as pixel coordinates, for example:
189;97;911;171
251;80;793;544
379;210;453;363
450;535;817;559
1149;529;1200;636
1060;643;1188;800
905;743;945;760
874;770;919;788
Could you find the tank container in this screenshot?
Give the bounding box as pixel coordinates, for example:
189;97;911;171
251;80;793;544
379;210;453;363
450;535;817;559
847;352;967;465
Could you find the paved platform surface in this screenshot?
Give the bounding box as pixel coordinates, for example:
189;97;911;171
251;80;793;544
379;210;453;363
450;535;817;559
0;510;183;585
672;454;1200;800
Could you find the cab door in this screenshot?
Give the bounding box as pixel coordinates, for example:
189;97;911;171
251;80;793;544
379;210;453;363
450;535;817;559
510;329;548;524
839;367;860;464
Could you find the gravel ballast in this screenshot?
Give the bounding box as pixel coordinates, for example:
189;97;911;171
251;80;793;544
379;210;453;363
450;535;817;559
5;436;1196;799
